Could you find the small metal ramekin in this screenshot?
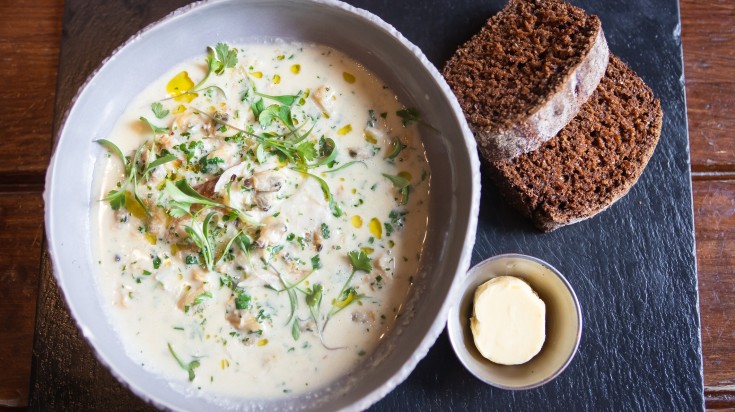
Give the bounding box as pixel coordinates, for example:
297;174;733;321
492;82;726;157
447;254;583;390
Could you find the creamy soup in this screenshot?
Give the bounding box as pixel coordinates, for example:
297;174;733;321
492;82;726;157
93;41;430;400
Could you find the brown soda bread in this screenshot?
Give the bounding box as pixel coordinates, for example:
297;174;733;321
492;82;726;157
443;0;609;160
487;56;663;231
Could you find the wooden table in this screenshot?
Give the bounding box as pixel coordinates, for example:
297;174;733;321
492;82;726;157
0;0;732;409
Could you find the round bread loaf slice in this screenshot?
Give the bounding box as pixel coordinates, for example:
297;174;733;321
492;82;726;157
443;0;609;160
487;56;663;232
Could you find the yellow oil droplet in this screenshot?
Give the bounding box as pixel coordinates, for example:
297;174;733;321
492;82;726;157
290;64;301;74
351;188;357;194
220;359;230;369
173;104;186;114
398;171;412;181
361;247;374;255
258;339;269;346
250;71;263;78
337;124;352;135
277;55;285;61
273;74;281;84
369;218;382;239
343;72;356;83
124;191;147;220
166;71;196;103
144;232;157;245
351;215;363;228
364;133;377;144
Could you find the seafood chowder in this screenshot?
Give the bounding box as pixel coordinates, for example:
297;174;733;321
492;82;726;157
94;42;430;399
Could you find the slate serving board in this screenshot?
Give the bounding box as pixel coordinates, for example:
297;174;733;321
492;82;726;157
31;0;703;410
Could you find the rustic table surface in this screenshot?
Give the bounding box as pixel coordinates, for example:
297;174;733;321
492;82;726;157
0;0;732;409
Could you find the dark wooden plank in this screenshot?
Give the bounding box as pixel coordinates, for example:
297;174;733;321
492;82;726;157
0;0;63;176
681;0;735;169
694;180;735;408
0;194;45;407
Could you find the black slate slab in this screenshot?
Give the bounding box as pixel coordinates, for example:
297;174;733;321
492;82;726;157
32;0;703;410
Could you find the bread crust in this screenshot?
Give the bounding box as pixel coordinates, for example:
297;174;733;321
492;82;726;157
443;0;611;161
476;27;609;161
488;56;663;232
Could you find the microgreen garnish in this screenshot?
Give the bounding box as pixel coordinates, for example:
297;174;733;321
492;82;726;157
96;139;175;216
235;291;251;310
305;283;323;332
323;161;365;174
382;173;410;205
385;136;406;160
254;91;300;106
161;44;236;102
212;43;238;75
192;291;213;306
396;107;438;132
296;171;342;217
164;179;221;218
167;343;200;382
311;254;322;270
151;102;169;119
140;116;169;134
183;211;218;271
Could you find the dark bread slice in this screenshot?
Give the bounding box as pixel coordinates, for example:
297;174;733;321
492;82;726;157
443;0;609;160
487;56;663;231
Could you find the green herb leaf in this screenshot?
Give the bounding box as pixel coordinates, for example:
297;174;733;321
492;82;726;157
396;107;421;126
164;179;221;216
305;284;323;317
152;255;162;269
140;116;169;134
192;291;213;306
151;102;169;119
167;343;200;382
367;109;377;128
324;160;365;174
385;136;406;160
331;287;364;314
214;43;238;75
395;107;438;132
291;319;301;341
295;141;317;162
103;189;126;210
235;291;251;310
95;139;127;169
382;173;410;205
143;154;176;178
311;136;337;168
321;223;330;239
251;98;265;118
348;250;372;273
258;104;281;128
297;171;342;217
311;254;322;270
254;91;300;106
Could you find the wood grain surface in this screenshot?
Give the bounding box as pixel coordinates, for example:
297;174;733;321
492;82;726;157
0;0;63;408
0;0;732;409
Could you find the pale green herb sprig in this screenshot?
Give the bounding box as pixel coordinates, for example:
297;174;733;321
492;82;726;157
95;118;176;215
167;343;200;382
382;173;410;205
161;43;237;102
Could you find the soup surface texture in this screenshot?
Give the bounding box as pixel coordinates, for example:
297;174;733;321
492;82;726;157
94;41;430;399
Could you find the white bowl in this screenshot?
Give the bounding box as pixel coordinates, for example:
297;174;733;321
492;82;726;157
44;0;480;410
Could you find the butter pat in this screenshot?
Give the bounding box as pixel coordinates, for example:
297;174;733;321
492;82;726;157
470;276;546;365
